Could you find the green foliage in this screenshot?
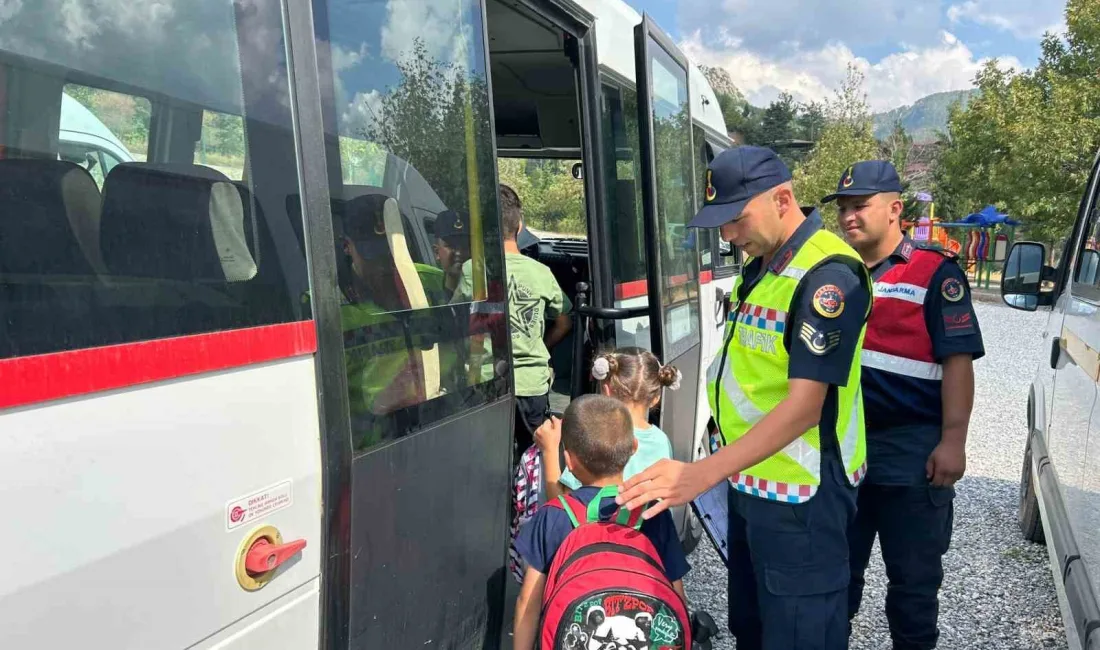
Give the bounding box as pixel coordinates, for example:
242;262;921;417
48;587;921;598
936;0;1100;243
362;38;494;213
497;158;586;236
792;65;880;228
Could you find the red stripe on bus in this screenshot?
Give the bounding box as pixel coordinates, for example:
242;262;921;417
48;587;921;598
0;321;317;409
615;273;706;299
615;280;649;300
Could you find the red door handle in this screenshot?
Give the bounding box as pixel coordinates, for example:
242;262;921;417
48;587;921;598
245;537;307;575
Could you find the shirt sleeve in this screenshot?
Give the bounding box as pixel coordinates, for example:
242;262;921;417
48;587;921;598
545;272;569;318
513;507;568;574
926;260;986;362
643;510;690;582
788;261;871;386
450;260;473;304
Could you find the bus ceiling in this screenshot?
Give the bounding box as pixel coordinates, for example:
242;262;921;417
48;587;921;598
486;0;582;153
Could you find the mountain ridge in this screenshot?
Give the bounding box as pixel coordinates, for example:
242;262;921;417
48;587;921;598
871;90;977;142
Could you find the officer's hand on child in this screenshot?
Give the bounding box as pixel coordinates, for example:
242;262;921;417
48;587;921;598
534;415;562;454
616;458;709;520
926;440;966;487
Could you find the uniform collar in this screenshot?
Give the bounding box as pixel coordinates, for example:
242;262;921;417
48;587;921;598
768;207;823;275
893;236;915;262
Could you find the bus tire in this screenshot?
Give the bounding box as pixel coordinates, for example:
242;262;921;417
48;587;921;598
1019;437;1045;544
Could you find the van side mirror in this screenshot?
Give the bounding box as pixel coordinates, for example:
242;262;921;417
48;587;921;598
571;162;583;180
1001;241;1050;311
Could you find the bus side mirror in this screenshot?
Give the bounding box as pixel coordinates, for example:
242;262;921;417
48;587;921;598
1001;241;1051;312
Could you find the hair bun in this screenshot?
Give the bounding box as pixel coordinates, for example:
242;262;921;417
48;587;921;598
657;364;681;390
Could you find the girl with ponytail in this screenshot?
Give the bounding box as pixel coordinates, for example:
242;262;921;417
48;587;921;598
536;346;682;499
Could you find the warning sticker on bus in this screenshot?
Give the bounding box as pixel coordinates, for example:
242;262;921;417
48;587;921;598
226;480;294;531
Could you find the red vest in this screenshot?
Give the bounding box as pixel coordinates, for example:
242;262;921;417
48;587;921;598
862;247;946;381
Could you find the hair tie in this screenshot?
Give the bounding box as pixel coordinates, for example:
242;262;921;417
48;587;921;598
669;368;683;391
591;357;611;381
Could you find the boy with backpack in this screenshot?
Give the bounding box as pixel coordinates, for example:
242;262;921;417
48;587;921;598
512;394;691;650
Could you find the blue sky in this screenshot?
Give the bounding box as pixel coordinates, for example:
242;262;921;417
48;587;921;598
622;0;1066;111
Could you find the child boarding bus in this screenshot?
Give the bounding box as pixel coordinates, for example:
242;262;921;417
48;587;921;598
0;0;735;647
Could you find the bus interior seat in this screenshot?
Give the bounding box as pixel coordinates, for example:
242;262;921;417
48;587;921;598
0;159;107;356
99;163;267;339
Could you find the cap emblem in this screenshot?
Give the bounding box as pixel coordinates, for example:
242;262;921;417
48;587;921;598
705;169;717;202
841;166;854;188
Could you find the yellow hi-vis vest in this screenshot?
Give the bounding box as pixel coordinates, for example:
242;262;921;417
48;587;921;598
706;229;870;503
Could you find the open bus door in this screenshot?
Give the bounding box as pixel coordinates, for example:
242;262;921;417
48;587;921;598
633;15;705;492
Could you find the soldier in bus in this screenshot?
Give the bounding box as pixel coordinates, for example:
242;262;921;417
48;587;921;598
337;193;457;445
618;146;873;649
453;184;572;463
433;209;471;298
824;160;984;650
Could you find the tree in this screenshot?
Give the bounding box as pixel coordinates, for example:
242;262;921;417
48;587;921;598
935;0;1100;243
760;92;798;145
797;101;826;143
792;65;879;228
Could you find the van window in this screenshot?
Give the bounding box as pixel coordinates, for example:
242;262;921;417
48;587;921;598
1074;208;1100;296
314;0;509;452
0;0;310;360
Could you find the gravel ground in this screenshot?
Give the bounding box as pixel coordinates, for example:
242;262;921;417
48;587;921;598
684;302;1069;649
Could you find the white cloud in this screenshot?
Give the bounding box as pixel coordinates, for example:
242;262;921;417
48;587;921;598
947;1;1065;40
677;0;946;58
682;30;1023;112
342;90;384;136
380;0;464;64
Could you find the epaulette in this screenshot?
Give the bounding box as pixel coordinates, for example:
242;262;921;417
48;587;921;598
913;242;958;259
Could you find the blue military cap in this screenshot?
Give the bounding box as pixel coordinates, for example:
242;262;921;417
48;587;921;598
688;146;793;228
821;160;903;203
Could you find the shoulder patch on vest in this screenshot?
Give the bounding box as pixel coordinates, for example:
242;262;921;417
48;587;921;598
941;277;965;302
799;322;841;356
812;284;845;318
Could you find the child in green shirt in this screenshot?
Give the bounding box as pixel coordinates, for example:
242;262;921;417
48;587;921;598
536;347;682;498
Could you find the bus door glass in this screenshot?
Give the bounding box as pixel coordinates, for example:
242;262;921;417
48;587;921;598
633;15;703;464
310;0;514;646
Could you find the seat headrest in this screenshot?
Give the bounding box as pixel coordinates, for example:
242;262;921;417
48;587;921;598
100;163;258;282
0;159;104;276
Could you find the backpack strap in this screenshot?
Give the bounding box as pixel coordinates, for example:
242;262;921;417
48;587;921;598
547;486;648;530
549;494;589;529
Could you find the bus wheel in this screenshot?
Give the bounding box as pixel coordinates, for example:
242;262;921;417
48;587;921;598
1019;436;1045;544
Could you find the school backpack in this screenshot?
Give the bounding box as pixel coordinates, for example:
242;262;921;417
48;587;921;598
540;486;691;650
509;444;543;584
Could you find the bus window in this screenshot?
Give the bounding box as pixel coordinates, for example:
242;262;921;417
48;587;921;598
195;110;247;181
691;127;737;273
649;45;700;358
59;84;147;188
0;0;309;360
314;0;509;451
600;81;652;349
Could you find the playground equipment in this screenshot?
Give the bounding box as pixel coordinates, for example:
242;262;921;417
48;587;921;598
939;205;1020;289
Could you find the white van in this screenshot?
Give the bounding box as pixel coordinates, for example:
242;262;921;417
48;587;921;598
57;92;134;185
1000;150;1100;650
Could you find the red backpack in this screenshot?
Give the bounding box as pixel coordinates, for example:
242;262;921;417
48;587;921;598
540;486;691;650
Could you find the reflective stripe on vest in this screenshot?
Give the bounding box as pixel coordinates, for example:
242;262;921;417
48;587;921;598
707;229;869;503
863;248;945;380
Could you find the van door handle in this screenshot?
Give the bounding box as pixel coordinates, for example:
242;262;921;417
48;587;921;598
1051;336;1062;369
